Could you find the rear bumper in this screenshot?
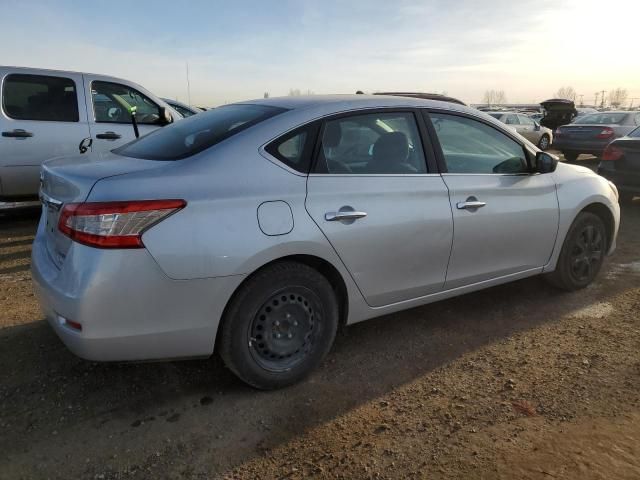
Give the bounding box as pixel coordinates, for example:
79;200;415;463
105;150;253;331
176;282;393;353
31;219;244;362
553;138;609;155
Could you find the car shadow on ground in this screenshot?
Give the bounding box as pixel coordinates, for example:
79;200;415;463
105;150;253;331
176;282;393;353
0;200;638;477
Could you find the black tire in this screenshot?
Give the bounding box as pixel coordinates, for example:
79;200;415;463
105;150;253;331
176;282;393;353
563;151;579;163
538;134;551;150
545;212;607;291
219;261;339;390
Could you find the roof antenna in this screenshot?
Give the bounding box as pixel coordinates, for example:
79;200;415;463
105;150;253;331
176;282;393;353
355;90;364;94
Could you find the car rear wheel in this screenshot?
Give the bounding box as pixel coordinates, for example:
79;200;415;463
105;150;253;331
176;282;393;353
545;212;606;291
538;134;551;150
563;151;578;163
219;261;339;390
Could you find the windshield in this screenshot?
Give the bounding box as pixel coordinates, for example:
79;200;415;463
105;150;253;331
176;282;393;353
115;104;286;160
573;113;627;125
487;113;503;119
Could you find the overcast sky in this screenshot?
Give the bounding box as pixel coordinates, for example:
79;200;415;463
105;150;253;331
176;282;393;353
1;0;638;106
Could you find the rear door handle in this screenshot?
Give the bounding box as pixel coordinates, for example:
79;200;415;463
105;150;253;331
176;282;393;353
325;211;368;221
457;201;486;210
2;129;33;138
95;131;122;140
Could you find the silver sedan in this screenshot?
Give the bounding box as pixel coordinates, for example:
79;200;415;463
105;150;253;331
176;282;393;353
486;111;553;150
32;95;620;389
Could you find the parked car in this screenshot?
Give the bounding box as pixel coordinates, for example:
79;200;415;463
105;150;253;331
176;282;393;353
554;111;640;162
486;111;553;150
161;98;202;118
0;66;180;201
540;98;578;131
576;107;598;117
598;127;640;202
32;95;620;389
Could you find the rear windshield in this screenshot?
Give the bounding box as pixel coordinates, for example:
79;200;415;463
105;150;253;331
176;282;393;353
629;127;640;138
487;113;503;119
573;113;627;125
114;104;286;160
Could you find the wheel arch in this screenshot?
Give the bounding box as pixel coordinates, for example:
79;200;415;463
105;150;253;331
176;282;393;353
580;202;615;251
215;254;350;350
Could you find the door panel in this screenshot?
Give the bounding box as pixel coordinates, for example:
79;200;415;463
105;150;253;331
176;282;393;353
306;175;453;306
84;77;164;153
442;173;558;288
0;69;89;197
426;111;559;289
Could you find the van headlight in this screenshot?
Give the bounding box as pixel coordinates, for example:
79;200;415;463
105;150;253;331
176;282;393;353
607;180;619;201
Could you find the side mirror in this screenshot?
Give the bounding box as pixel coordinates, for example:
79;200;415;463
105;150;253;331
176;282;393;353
534;122;541;131
159;107;174;126
536;151;558;174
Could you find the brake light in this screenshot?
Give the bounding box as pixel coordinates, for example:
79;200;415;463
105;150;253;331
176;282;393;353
602;145;624;161
596;127;614;139
58;200;186;249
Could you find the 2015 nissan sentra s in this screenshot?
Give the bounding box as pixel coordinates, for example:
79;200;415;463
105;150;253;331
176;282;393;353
32;95;620;389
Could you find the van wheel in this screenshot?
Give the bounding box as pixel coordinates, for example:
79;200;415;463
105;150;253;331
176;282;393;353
538;134;551;150
219;261;339;390
545;212;606;291
563;151;578;163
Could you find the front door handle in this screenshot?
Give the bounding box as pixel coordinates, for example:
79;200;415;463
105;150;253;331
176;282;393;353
95;131;122;140
325;211;367;222
457;200;486;210
2;129;33;138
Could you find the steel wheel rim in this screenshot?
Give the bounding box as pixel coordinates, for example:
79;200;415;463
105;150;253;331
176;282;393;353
248;287;320;372
570;224;603;282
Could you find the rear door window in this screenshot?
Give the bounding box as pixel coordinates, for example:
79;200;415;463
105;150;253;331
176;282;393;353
2;74;79;122
92;81;162;125
313;112;427;174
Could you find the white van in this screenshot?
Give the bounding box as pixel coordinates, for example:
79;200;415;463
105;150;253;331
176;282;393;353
0;66;180;201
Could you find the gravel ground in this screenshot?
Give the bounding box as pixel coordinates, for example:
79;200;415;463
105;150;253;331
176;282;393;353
1;158;639;479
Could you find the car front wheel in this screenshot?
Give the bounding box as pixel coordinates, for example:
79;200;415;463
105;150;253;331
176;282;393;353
219;261;339;389
545;212;607;291
563;151;579;163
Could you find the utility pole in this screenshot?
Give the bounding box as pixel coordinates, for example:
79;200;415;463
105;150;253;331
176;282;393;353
186;62;192;107
594;92;600;107
600;90;606;109
578;94;584;107
630;98;640;109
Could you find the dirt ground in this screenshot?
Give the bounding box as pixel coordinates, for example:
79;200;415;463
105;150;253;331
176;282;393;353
1;158;639;479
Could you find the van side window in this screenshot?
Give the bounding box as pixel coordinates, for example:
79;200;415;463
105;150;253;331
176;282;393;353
92;81;161;125
2;74;79;122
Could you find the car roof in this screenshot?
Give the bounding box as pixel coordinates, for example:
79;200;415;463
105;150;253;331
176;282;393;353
236;94;474;115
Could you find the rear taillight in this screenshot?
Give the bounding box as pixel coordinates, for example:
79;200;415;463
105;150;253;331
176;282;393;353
58;199;186;249
596;127;615;139
602;145;624;161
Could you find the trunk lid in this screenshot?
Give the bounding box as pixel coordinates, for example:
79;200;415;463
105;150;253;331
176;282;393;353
40;152;166;268
559;124;611;139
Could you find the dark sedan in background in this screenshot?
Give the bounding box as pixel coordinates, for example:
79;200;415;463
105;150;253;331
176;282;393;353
554;111;640;162
598;127;640;202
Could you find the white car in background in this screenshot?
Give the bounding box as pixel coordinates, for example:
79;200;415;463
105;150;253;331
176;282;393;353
0;66;180;201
